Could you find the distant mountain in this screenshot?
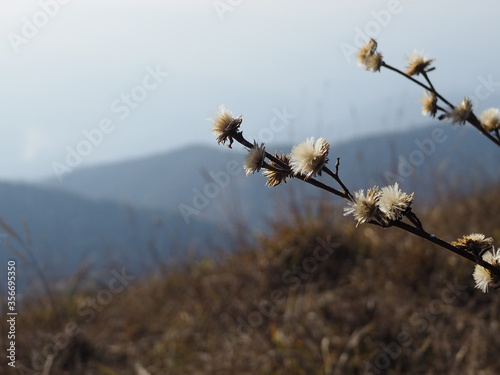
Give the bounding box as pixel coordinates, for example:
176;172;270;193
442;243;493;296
41;124;500;227
3;124;499;289
0;182;219;290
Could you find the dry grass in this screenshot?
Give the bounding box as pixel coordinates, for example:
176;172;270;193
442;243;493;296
1;185;500;375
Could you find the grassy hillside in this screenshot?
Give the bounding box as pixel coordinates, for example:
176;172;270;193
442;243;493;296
1;185;500;374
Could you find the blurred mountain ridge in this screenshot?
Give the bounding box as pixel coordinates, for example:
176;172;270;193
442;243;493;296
41;122;500;224
1;123;498;288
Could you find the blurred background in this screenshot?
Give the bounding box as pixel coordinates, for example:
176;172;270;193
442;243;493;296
0;1;500;374
1;0;500;180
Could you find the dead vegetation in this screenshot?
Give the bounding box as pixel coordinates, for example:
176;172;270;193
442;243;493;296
1;185;499;375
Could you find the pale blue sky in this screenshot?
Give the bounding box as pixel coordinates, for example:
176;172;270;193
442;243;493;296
1;0;500;180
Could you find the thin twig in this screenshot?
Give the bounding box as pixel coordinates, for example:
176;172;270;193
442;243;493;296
382;62;500;147
382;62;454;108
323;165;354;202
391;221;500;276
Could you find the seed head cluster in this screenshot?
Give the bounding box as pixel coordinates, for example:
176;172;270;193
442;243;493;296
452;233;494;258
479;108;500;132
378;183;414;221
405;50;434;76
243;141;266;175
421;92;438;117
289;137;330;179
212;33;500;295
209;105;242;148
262;153;291;187
473;248;500;293
448;98;473;124
343;183;414;226
343;187;382;226
357;39;383;72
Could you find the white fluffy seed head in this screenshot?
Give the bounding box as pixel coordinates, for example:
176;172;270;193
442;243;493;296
479;108;500;132
448;98;473;124
289;137;330;179
243;141;266;175
378;183;414;221
473;249;500;293
344;187;381;226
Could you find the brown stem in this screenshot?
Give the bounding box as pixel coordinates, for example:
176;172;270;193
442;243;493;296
422;72;436;94
465;112;500;147
391;220;500;276
323;165;354;201
382;62;500;147
382;62;454;108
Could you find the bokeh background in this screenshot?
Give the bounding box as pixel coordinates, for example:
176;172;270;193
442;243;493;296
1;0;500;180
0;1;500;374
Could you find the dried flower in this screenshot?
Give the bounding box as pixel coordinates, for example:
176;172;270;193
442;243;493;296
243;141;266;175
262;153;291;187
357;39;377;65
405;50;434;76
421;92;438;117
357;39;383;72
473;248;500;293
378;183;414;221
344;186;382;226
452;233;494;257
448;98;473;124
289;137;330;179
479;108;500;132
209;105;242;148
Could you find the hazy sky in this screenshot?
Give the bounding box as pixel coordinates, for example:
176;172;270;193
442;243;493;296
2;0;500;181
